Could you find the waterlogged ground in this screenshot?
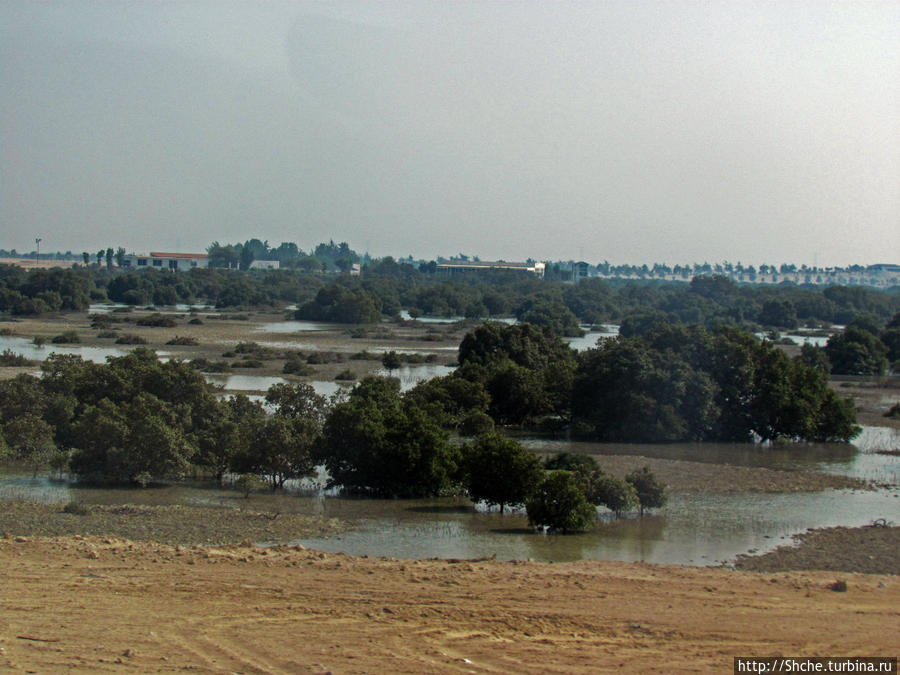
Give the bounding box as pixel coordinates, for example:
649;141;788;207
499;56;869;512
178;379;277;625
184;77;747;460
2;308;899;569
2;426;897;566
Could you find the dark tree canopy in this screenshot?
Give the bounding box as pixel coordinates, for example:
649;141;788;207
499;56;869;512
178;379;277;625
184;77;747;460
460;434;543;512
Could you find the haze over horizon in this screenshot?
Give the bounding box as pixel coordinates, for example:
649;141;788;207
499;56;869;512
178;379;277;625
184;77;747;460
2;1;897;267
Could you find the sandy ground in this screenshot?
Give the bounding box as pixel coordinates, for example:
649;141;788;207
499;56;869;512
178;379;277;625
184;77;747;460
1;535;898;674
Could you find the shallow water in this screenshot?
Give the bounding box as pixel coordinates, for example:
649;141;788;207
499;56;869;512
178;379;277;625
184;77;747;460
3;470;895;565
0;335;129;363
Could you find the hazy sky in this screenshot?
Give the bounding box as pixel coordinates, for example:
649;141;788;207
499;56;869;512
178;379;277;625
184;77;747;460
2;1;897;266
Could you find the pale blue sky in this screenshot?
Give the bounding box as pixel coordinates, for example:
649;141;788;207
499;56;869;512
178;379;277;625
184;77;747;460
2;1;897;266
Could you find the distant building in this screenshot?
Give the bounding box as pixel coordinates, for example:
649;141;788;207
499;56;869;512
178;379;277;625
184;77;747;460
250;260;280;270
350;263;362;276
121;252;209;271
436;260;546;278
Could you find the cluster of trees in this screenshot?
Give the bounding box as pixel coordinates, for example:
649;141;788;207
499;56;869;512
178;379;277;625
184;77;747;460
2;254;899;344
824;313;900;375
206;239;359;273
572;323;860;443
0;345;665;531
0;350;329;489
0;267;97;314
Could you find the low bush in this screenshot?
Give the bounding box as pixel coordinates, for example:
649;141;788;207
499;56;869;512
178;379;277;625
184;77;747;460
166;336;199;346
115;333;147;345
136;313;177;328
51;331;80;344
0;349;34;366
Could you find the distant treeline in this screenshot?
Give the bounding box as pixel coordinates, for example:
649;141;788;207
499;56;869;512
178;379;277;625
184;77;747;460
2;255;898;331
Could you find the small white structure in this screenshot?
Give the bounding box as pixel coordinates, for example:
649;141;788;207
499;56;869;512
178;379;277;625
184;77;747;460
121;252;209;271
250;260;280;270
436;260;546;278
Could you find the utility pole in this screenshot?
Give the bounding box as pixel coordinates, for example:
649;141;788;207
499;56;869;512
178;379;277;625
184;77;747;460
35;237;42;262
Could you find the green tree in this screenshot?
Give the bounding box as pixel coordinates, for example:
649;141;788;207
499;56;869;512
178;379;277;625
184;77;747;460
265;382;327;424
381;350;402;372
624;466;667;516
320;377;458;497
3;414;57;477
825;326;888;375
245;416;318;490
105;247;114;270
460;434;542;513
525;471;596;533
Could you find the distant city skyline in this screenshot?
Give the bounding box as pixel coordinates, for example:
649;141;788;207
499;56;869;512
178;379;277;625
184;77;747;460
2;1;897;267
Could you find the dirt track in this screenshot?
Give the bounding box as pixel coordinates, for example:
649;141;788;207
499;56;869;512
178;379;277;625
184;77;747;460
2;536;897;674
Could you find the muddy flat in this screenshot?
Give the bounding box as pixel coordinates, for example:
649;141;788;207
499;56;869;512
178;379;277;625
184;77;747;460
1;535;897;674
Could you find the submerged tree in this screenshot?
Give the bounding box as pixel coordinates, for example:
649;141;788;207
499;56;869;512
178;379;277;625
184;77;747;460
624;466;667;517
460;434;542;513
525;471;596;533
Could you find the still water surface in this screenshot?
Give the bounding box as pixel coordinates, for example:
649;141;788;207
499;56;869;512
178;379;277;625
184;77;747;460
2;429;897;566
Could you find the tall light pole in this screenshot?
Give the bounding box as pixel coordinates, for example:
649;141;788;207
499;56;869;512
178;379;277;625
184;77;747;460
35;237;42;262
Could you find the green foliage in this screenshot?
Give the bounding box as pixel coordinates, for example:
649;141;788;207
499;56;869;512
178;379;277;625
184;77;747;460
825;326;889;375
234;473;266;498
525;471;596;533
320;377;458;497
457;322;576;426
3;413;57;476
586;472;638;515
381;350;402;371
296;283;382;323
166;336;199;346
515;300;583;337
265;383;327;423
51;330;80;344
240;416;318;490
136;313;178;327
460;434;543;512
573;323;859;443
624;466;667;516
115;333;147;345
0;349;33;366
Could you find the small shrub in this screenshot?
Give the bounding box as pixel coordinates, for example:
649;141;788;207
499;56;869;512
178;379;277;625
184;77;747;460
51;331;80;344
0;349;34;367
62;501;89;516
115;333;147;345
235;473;266;498
884;403;900;419
231;358;263;368
136;313;177;327
188;318;203;325
96;330;118;338
829;580;848;592
350;350;376;360
283;359;314;376
0;327;14;336
166;336;199;346
335;369;357;381
32;335;47;346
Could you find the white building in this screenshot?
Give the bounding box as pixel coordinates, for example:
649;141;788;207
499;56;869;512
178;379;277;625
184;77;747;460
121;252;209;271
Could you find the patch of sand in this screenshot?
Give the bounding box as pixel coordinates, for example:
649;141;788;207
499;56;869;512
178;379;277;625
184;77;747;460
1;535;897;674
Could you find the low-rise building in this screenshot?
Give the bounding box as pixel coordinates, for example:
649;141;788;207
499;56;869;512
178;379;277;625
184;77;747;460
250;260;280;270
436;260;545;278
121;252;209;271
